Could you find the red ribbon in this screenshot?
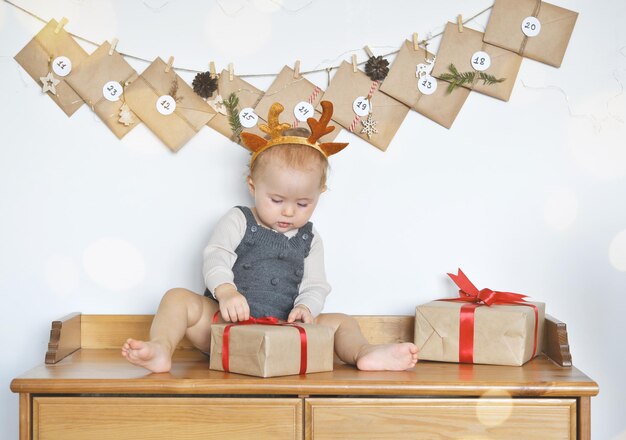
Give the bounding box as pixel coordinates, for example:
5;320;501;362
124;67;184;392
212;312;308;375
444;269;539;363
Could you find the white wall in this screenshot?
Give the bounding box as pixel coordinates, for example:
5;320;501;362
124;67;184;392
1;0;625;438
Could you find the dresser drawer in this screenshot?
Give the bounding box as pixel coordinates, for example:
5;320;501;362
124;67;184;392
305;398;576;440
33;397;303;440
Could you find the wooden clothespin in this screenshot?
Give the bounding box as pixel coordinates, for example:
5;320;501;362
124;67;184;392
457;15;464;32
209;61;217;79
54;17;68;34
412;33;419;51
165;56;174;73
108;38;118;56
351;54;358;73
293;60;301;79
364;46;374;58
228;63;234;81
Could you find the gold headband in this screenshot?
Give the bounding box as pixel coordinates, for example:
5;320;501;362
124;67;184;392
240;100;348;164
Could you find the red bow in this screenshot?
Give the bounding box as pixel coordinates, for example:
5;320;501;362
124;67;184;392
448;268;529;306
444;269;539;363
212;312;308;374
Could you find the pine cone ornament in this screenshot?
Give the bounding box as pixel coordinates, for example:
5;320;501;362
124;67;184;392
364;56;389;81
192;71;218;99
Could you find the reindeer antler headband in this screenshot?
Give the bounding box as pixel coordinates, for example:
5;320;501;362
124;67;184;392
240;100;348;164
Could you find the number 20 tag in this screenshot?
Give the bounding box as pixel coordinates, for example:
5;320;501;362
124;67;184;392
521;16;541;37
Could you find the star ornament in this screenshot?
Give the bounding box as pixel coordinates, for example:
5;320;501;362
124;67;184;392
40;72;60;95
208;94;227;115
360;113;378;139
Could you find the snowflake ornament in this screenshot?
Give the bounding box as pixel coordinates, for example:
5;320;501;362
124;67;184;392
360;113;378;139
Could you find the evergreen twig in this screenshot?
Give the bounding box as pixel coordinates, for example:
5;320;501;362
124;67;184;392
224;92;243;143
439;63;505;93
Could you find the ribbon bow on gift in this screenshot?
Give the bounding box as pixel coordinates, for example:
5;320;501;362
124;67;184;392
212;312;308;374
444;269;539;363
448;268;529;306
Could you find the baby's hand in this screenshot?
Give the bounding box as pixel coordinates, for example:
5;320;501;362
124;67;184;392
287;305;313;323
214;284;250;322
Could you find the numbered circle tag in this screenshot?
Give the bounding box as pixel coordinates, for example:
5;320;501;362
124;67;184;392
352;96;371;117
156;95;176;115
102;81;123;102
239;108;259;128
418;74;438;95
52;56;72;77
521;16;541;37
294;101;314;122
470;51;491;72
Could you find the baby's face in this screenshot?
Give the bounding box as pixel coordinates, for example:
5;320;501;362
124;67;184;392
248;161;324;233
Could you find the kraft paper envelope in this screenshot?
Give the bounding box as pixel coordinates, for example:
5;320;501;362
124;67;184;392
14;19;88;116
124;57;216;152
66;41;139;139
380;40;470;129
431;22;523;102
415;300;545;366
255;65;339;142
484;0;578;68
210;323;335;377
207;70;266;143
321;61;410;151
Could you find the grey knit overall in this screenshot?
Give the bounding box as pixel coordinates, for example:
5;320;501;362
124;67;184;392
206;206;314;320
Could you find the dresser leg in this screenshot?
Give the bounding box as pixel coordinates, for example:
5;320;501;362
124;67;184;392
19;393;32;440
578;396;591;440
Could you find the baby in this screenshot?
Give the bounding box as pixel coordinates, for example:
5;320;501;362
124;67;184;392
122;101;418;373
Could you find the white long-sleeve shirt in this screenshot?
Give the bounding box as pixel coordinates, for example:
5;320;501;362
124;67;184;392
202;207;331;317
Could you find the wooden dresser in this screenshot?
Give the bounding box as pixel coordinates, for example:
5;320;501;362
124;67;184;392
11;313;598;440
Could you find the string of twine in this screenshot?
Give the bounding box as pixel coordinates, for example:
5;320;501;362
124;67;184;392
2;0;493;77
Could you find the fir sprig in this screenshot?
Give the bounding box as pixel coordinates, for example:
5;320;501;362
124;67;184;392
224;92;243;143
439;63;505;93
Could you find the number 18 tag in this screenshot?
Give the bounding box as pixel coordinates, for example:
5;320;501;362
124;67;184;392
470;51;491;72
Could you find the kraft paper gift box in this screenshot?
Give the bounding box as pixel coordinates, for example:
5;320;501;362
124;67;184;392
380;40;470;129
66;41;140;139
414;270;545;366
14;19;88;116
321;61;410;151
431;22;523;102
210;321;334;377
124;57;216;152
255;65;339;143
206;70;267;142
484;0;578;68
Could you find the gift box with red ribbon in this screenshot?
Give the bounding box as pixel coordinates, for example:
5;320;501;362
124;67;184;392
209;316;335;377
414;269;545;366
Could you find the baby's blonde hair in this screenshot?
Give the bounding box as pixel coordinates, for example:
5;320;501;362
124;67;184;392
249;143;329;189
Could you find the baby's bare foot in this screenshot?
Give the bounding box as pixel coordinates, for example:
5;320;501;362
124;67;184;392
121;338;172;373
356;342;419;371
